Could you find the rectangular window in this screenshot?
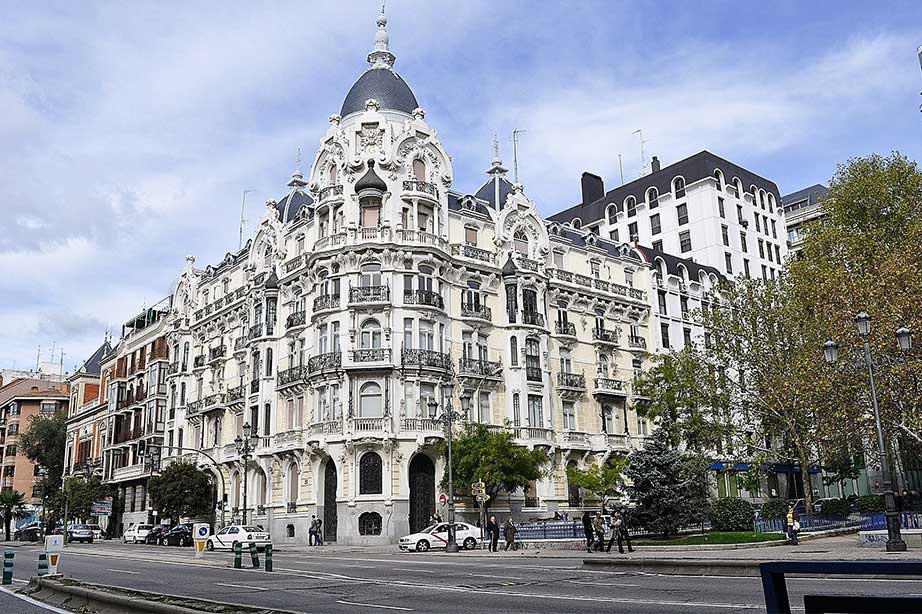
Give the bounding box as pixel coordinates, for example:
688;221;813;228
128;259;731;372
775;244;782;262
676;203;689;225
660;323;670;348
737;204;744;224
590;261;600;278
628;222;638;241
609;229;619;242
652;239;662;251
739;231;747;252
763;215;769;234
465;226;478;246
527;395;544;427
680;296;688;319
743;259;750;277
650;214;661;235
771;219;777;239
762;265;768;280
767;243;774;262
725;252;733;274
758;239;765;259
657;291;667;315
718;197;725;218
754;213;761;232
683;328;692;348
553;251;564;268
721;224;729;246
562;401;576;431
361;205;380;228
679;230;692;253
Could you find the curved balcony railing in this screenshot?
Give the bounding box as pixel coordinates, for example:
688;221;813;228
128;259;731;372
628;335;647;349
402;179;438;198
458;358;502;376
313;294;339;312
314;232;347;251
557;372;586;389
350;348;391;363
554;321;577;336
592;328;619;344
451;244;494;263
461;303;491;320
278;365;308;387
401;348;452;370
208;346;226;362
526;365;543;382
349;285;389;304
248;323;264;340
308;352;342;373
309;420;342;435
193;355;206;368
522;311;545;327
233;337;246;352
404;289;443;309
286;311;306;329
227;385;246;403
318;184;343;202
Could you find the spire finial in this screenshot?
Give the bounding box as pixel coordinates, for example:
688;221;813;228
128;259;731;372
295;147;302;175
367;1;396;69
492;134;500;161
486;134;508;177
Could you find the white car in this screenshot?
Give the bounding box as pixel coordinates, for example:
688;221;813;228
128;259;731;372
205;525;272;551
122;523;152;544
399;522;480;552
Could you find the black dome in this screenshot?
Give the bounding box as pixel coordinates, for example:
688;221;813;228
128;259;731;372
341;68;418;117
355;160;388;192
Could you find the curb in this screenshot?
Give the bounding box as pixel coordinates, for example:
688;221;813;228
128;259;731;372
582;557;763;576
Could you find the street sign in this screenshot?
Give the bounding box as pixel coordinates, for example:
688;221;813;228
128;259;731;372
475;494;490;503
91;497;113;516
438;494;447;506
193;523;211;560
44;535;63;553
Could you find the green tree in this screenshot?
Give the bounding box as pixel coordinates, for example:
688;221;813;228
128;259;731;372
148;462;214;522
18;410;67;525
65;476;114;521
624;424;710;537
0;490;28;541
440;423;549;510
566;457;627;508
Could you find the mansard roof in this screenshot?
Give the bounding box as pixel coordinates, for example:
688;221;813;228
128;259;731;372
341;68;419;117
634;243;727;284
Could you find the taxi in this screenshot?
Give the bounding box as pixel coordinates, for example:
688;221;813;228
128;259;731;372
204;525;271;551
399;522;480;552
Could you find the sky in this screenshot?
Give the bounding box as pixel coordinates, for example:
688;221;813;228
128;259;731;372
1;0;921;373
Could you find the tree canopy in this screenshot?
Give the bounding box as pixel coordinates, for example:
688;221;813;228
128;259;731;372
65;476;114;522
148;461;214;522
0;490;28;541
19;410;67;522
566;456;627;507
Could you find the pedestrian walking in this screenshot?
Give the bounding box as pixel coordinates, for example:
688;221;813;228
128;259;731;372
786;505;799;545
582;510;594;552
503;517;517;551
616;510;634;553
308;515;319;546
592;512;606;552
486;515;500;552
316;518;324;546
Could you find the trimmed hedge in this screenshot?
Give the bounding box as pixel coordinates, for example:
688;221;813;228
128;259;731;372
760;497;789;520
820;498;851;517
710;497;755;532
856;494;885;513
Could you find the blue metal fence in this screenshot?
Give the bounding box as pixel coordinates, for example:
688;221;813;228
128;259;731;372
515;521;584;541
859;512;922;530
754;512;869;534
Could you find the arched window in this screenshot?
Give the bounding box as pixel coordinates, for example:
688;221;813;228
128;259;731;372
417;265;434;292
673;177;686;199
606;204;617;224
413;159;426;182
734;178;743;196
602;404;615;433
287;463;299;504
359;452;383;495
263;246;272;269
647;187;659;209
512;392;521;426
513;229;529;255
253;469;267;506
713;169;723;191
559;348;572;373
360;319;382;349
180;382;186;406
231;472;241;508
359;511;382;535
359;382;382;417
329;164;338;185
625;196;637;217
510;336;518;366
598;353;609;377
182;342;190;371
768;193;775;213
572;218;582;229
360;262;381;287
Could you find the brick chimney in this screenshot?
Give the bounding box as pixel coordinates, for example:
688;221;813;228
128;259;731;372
651;156;661;173
580;172;605;206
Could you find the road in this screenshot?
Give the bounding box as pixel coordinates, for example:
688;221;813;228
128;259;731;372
6;542;922;613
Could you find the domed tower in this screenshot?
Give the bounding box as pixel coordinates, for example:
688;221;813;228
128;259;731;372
275;6;458;545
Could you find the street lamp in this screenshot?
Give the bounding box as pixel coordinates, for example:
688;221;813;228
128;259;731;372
824;313;914;552
430;381;463;553
234;422;254;526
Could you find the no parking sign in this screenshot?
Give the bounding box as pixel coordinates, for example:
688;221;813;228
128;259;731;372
193;523;210;559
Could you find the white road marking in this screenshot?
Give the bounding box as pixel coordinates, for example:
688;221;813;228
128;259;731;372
392;568;438;574
340;564;377;569
466;573;523;580
568;579;640;587
105;569;140;574
336;600;413;611
0;585;73;613
216;582;270;591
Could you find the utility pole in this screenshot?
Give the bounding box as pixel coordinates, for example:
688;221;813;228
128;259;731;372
238;190;256;251
512;129;526;183
618;154;624;185
633;129;649;175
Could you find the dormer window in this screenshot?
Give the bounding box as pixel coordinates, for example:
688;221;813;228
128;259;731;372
513;229;529;255
625;196;637;217
413;159;426;182
674;177;686;199
647;187;659;209
713;169;723;191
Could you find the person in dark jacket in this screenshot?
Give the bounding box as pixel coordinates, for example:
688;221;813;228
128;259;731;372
486;515;500;552
582;510;594;553
503;517;517;551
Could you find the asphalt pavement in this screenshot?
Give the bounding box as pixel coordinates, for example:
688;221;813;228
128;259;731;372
5;541;922;613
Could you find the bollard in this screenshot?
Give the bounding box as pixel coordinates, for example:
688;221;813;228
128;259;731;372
3;549;14;585
233;542;242;569
249;542;260;569
37;552;48;577
264;544;273;572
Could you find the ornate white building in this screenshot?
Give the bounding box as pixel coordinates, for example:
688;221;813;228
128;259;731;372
101;11;723;544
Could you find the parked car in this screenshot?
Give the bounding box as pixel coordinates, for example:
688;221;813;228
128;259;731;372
164;523;194;547
204;525;270;551
123;523;153;544
399;522;480;552
66;524;95;544
144;525;170;545
85;524;106;540
14;522;42;542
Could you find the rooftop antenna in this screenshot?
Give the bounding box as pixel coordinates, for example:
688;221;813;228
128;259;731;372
238;189;256;251
618;154;625;186
633;129;649;175
512;129;527;183
36;345;41;371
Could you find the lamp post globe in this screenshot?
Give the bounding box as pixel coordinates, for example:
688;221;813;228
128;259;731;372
854;311;871;336
823;339;839;365
896;327;913;352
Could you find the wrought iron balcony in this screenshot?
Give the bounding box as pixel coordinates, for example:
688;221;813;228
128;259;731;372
193;355;206;368
233;337;246;351
557;372;586;389
278;365;308;386
401;348;452;370
186;399;204;415
451;244;494;263
208;346;226;362
318;184;343;202
458;358;502;377
594;377;625;392
522;311;545;327
248;323;264;340
404;289;443;309
526;365;543;382
167;361;180;375
349;285;389;304
284;254;304;274
592;328;619;344
286;311;306;329
308;352;342;373
460;302;491;320
227;385;246;403
402;179;438;198
628;335;647;349
313;294;339;312
554;321;576;336
350;348;391;363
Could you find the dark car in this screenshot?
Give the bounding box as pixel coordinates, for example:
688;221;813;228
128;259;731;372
164;523;194;547
145;525;170;545
14;523;42;542
66;524;95;543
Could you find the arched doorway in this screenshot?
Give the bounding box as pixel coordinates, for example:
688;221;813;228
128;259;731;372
322;460;338;542
408;454;435;534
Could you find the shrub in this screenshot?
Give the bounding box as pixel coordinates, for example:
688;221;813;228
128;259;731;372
820;498;851;517
710;497;755;532
856;494;885;514
760;498;788;520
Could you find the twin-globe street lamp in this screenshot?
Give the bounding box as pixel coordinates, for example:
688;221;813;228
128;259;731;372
823;311;913;552
427;382;471;554
234;422;255;526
